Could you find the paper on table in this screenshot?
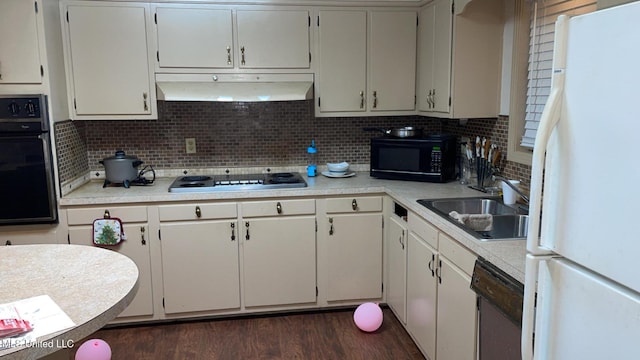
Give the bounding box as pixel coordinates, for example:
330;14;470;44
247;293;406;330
0;295;75;349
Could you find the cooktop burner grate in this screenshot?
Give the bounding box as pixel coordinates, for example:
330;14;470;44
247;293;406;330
168;172;307;193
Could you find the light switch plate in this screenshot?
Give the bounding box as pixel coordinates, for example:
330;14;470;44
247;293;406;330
185;138;196;154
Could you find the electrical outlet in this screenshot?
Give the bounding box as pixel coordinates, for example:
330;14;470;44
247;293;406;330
185;138;196;154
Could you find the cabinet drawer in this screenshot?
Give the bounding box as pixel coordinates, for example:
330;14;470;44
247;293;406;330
326;196;382;213
67;206;147;225
408;211;438;249
439;233;476;277
241;199;315;217
158;202;237;221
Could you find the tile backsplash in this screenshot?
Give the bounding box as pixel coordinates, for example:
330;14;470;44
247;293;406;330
54;100;530;187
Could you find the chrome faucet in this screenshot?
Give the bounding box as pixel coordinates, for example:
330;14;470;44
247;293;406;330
493;175;530;204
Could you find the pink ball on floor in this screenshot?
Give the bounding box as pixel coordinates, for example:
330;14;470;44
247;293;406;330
75;339;112;360
353;302;383;332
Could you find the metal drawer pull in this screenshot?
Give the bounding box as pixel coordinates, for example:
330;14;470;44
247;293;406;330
329;217;334;235
372;91;378;108
245;222;250;240
140;226;146;245
352;199;358;211
230;222;236;241
226;46;232;65
360;91;364;109
195;206;201;218
5;240;11;246
143;92;148;111
241;46;246;65
276;202;282;214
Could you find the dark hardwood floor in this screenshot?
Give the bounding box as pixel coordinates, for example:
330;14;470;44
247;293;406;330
69;307;425;359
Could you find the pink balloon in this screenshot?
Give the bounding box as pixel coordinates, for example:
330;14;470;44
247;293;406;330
75;339;112;360
353;302;383;332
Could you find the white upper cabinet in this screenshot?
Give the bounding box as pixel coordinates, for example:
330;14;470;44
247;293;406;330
417;0;451;113
236;10;310;69
0;0;42;84
369;11;417;112
317;10;367;113
155;7;233;69
62;2;156;119
316;10;417;116
417;0;504;118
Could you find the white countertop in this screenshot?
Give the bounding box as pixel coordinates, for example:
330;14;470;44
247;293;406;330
60;172;526;283
0;244;139;359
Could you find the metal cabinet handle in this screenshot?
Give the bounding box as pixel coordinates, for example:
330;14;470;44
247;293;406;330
143;92;148;111
372;91;378;108
428;254;435;277
5;240;12;246
276;202;282;214
329;217;334;235
195;206;201;218
431;89;436;108
104;210;111;218
140;226;146;245
230;222;236;241
245;221;250;240
427;89;433;108
240;46;246;65
0;61;3;80
435;259;442;284
399;230;405;250
226;46;232;65
359;91;364;109
351;199;358;211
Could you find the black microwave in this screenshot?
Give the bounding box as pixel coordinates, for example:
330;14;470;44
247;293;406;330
370;134;457;183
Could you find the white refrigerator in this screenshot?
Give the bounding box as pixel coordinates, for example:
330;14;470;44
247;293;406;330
522;2;640;359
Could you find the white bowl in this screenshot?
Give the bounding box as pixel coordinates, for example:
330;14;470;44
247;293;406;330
327;162;349;173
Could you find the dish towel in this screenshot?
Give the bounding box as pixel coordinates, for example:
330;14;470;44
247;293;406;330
449;211;493;232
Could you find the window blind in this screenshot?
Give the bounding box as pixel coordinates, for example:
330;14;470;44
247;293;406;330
520;0;597;148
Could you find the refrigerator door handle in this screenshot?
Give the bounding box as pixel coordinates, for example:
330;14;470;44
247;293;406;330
522;254;556;360
526;15;569;256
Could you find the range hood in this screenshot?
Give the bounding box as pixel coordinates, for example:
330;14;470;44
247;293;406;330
156;73;313;102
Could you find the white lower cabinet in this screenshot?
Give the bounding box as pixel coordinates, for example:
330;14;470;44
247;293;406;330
407;232;438;358
66;206;153;321
436;233;478;360
323;196;383;302
158;202;239;315
240;199;317;308
404;210;478;360
387;214;407;324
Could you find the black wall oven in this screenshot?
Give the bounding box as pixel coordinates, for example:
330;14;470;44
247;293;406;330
0;95;57;225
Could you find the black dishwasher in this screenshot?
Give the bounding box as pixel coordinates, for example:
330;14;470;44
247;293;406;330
471;257;524;360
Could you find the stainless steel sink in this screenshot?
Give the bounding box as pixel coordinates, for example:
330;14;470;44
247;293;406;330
417;197;529;240
475;215;529;240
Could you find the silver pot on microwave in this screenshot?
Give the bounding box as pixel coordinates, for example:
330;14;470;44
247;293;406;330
369;134;456;183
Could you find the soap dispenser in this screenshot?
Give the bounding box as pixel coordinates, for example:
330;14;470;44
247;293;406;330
307;140;317;177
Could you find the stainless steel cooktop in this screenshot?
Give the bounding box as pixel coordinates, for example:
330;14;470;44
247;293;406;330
168;172;307;193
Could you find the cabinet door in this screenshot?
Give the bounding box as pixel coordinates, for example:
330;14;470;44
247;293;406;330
406;232;437;359
236;10;310;68
369;11;417;111
418;0;452;113
0;0;42;84
317;11;367;113
437;255;477;360
326;213;382;301
160;220;240;314
432;0;453;113
68;224;153;319
387;215;407;323
66;4;152;116
155;7;233;69
243;216;316;307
